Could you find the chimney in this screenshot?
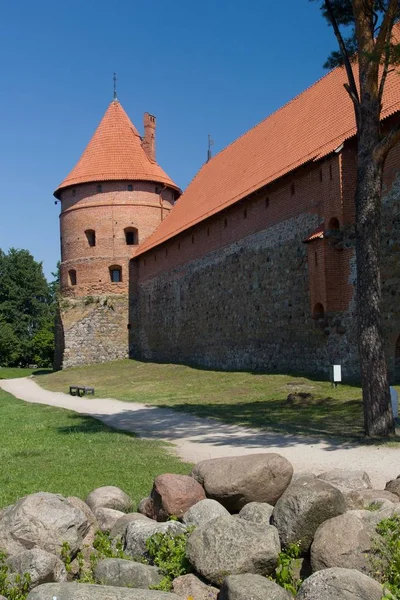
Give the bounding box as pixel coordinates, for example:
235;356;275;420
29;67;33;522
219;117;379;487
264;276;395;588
143;112;156;162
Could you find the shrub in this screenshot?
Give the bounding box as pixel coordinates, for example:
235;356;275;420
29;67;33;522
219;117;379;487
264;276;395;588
371;515;400;598
0;552;30;600
146;529;194;591
270;542;302;596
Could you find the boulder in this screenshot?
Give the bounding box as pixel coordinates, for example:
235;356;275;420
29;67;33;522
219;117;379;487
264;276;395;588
296;567;383;600
186;515;280;585
85;486;133;513
238;502;274;525
172;573;219;599
124;519;187;557
344;488;399;510
143;474;206;521
183;499;230;528
110;513;151;539
138;497;152;516
94;507;125;532
94;558;163;588
385;476;400;498
272;474;346;553
0;492;89;557
27;583;180;599
66;496;98;547
7;548;67;589
192;454;293;511
219;573;292;600
317;470;372;493
311;512;376;574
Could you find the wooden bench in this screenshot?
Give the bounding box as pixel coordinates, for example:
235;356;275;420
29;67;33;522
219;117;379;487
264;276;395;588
69;385;95;397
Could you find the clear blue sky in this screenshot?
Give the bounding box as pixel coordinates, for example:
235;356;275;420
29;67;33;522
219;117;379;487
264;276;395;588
0;0;336;279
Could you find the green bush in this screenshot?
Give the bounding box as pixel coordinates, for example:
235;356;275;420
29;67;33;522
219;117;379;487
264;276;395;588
270;542;302;596
371;515;400;598
146;529;193;591
0;552;31;600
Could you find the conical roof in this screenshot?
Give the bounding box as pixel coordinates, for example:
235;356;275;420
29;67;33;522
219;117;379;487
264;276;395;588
54;100;180;198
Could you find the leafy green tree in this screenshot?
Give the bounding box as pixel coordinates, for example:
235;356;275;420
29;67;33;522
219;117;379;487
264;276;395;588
0;248;55;367
313;0;400;436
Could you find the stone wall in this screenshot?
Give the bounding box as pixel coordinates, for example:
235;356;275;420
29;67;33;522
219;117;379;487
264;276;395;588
130;212;362;377
55;295;129;369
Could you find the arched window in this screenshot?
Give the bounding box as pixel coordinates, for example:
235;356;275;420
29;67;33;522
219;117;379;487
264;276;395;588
109;265;122;283
125;227;138;246
328;217;340;230
69;269;77;286
313;302;324;319
85;229;96;247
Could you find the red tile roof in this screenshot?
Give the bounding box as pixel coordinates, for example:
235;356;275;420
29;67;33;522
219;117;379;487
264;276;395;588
303;225;324;243
136;61;400;256
54;100;180;198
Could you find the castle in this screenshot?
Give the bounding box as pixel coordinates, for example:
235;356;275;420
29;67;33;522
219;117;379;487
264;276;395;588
55;64;400;380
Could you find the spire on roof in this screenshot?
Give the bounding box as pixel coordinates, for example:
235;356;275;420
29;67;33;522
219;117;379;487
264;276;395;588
113;72;117;101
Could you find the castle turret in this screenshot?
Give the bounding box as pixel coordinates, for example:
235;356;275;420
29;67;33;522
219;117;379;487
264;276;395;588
54;98;180;369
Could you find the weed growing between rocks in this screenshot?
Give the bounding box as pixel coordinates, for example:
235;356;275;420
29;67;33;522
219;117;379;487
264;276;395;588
270;542;302;596
146;528;194;591
0;553;30;600
371;515;400;598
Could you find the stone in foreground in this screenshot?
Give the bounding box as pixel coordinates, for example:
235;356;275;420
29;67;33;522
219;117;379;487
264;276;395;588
296;567;383;600
124;520;187;557
7;548;67;589
344;488;399;509
311;512;376;574
272;474;346;553
186;515;280;585
385;475;400;498
0;492;89;557
94;558;163;588
219;573;292;600
110;513;151;538
317;470;372;493
94;507;125;532
85;486;133;513
27;583;179;599
172;573;219;600
144;474;206;521
192;453;293;511
183;499;230;528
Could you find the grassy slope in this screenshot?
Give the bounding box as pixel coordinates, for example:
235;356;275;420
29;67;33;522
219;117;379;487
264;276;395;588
37;360;369;438
0;388;191;508
0;368;52;380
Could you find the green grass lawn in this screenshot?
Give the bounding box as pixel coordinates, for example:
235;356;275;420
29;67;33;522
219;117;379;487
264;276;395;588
0;388;191;508
0;368;52;380
36;359;374;439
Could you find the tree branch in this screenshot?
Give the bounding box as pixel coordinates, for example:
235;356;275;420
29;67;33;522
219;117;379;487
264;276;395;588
375;0;398;57
378;17;394;105
374;120;400;163
324;0;361;121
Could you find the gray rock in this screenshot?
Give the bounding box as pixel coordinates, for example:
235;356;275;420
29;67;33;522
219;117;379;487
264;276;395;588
110;513;151;538
27;583;179;599
219;574;292;600
344;488;399;509
183;499;230;528
85;486;133;513
172;573;219;599
94;558;163;588
124;519;187;557
192;454;293;512
385;476;400;498
66;496;98;547
0;492;89;557
296;567;383;600
317;470;372;493
94;507;125;532
7;548;67;589
138;497;153;516
272;474;346;553
238;502;274;525
311;512;376;574
186;515;280;585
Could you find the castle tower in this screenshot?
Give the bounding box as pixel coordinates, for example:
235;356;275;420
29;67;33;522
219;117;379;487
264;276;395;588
54;98;180;369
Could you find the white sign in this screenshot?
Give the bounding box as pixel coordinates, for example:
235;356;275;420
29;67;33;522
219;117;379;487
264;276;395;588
332;365;342;383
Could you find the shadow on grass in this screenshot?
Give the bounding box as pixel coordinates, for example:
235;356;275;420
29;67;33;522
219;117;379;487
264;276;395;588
56;413;138;438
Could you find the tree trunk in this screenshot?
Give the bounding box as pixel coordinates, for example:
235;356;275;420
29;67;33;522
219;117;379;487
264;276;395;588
355;110;395;437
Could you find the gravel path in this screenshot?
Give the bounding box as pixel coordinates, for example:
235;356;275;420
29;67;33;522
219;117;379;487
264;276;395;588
0;377;398;488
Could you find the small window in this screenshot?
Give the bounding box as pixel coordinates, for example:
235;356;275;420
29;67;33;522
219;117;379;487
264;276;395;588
224;218;228;228
69;269;77;286
165;247;168;257
125;227;138;245
178;242;181;250
319;169;323;182
85;229;96;247
110;266;122;283
97;184;103;193
207;227;210;237
291;183;295;196
265;197;270;208
243;207;248;219
192;235;195;244
329;164;333;180
154;254;157;262
155;186;162;194
313;303;325;319
72;189;76;197
328;217;340;230
127;184;133;191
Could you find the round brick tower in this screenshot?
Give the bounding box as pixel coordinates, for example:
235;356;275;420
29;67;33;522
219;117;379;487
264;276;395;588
54;99;180;297
53;98;180;369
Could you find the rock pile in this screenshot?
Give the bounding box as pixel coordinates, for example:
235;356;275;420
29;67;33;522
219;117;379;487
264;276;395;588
0;454;396;599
